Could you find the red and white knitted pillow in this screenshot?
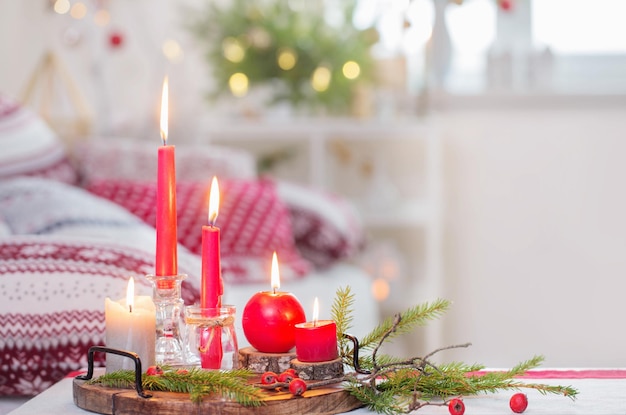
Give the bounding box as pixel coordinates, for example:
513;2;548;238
86;178;311;283
0;235;201;396
275;180;365;269
0;94;77;184
0;177;202;301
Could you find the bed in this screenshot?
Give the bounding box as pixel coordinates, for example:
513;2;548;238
0;94;379;404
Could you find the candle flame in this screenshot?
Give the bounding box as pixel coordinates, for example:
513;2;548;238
313;297;319;326
160;76;169;145
126;276;135;313
271;251;280;293
208;176;219;225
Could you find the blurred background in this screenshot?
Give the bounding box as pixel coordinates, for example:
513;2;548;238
1;0;626;368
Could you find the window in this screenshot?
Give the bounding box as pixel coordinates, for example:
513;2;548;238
354;0;626;96
532;0;626;55
446;0;496;93
530;0;626;94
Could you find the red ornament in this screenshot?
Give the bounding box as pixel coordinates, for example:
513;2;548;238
499;0;514;12
242;290;306;353
509;393;528;413
108;31;124;48
448;398;465;415
288;378;307;396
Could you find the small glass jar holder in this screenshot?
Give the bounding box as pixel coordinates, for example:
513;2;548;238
184;305;239;370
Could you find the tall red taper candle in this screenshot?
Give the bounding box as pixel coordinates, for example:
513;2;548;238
155;76;178;287
201;176;223;308
200;176;223;368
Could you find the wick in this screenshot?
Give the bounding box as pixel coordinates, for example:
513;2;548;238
313;320;318;328
129;305;133;313
272;287;277;295
208;212;218;228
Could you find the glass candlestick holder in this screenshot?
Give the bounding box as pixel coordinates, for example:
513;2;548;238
145;274;187;366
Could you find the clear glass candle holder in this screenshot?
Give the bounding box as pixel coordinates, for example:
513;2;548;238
145;274;187;366
184;305;238;370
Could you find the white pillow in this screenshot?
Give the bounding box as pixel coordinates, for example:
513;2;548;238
0;94;77;184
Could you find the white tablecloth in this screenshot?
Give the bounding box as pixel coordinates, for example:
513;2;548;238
8;370;626;414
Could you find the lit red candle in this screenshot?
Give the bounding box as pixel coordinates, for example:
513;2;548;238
155;76;178;287
242;252;306;353
201;176;223;309
295;297;339;362
200;176;223;369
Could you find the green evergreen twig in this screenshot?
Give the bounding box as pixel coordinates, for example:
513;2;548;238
328;286;578;414
89;367;264;406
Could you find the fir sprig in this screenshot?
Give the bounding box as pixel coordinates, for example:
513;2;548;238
329;286;578;414
359;298;451;351
331;285;356;361
89;367;264;406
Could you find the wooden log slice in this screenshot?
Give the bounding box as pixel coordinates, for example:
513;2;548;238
73;377;364;415
291;358;344;381
239;346;296;374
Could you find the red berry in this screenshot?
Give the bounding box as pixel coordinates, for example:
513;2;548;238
278;371;296;383
289;378;307;396
448;398;465;415
146;365;163;376
260;371;278;385
510;393;528;413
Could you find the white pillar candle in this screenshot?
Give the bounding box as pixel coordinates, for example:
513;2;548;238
105;277;156;373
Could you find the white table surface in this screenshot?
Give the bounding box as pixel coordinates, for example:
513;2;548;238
8;370;626;414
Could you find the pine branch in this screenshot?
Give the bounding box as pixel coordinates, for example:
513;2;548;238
328;289;578;414
331;285;356;362
339;347;577;414
344;382;404;415
359;299;450;352
89;367;264;406
332;286;355;335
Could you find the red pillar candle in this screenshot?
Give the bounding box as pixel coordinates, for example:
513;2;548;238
200;176;223;369
242;252;306;353
295;297;338;362
155;76;178;286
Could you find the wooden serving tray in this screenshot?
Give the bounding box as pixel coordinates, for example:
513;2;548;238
73;377;364;415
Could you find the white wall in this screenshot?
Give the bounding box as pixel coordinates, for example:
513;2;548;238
436;105;626;367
